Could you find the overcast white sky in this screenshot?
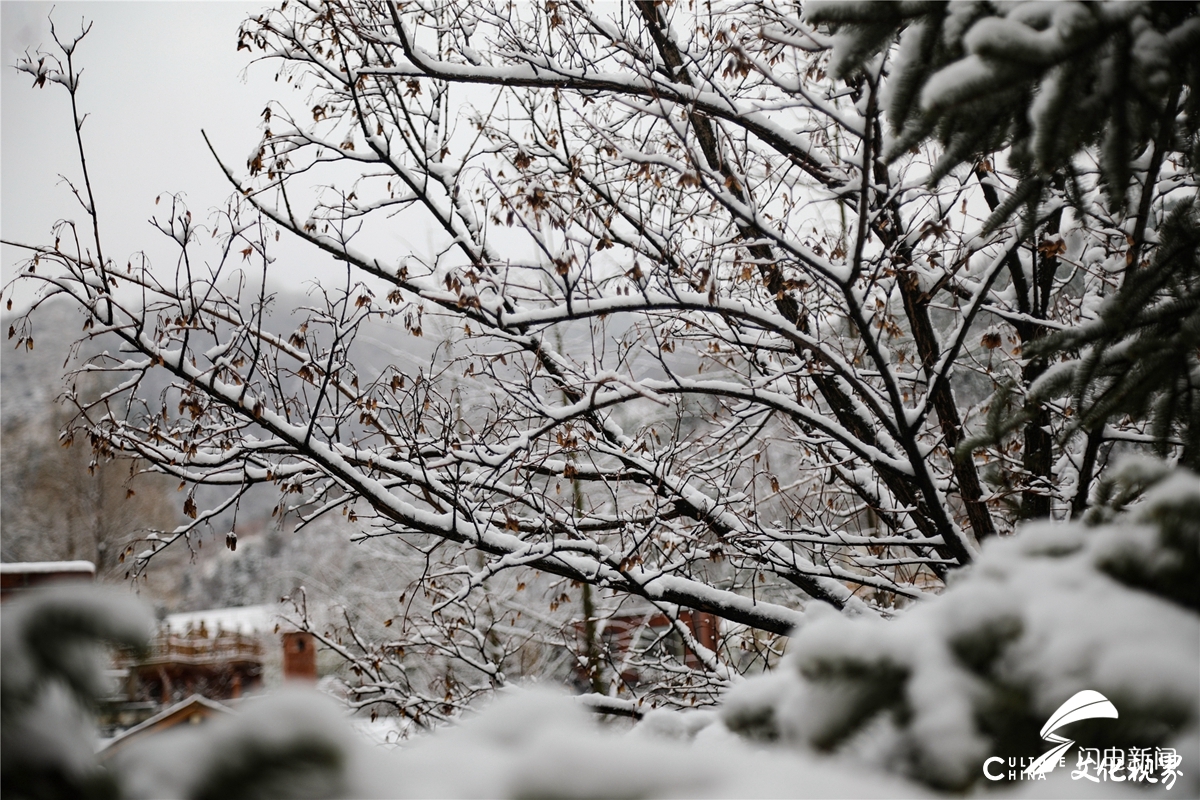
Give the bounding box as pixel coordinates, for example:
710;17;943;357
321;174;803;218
1;1;355;308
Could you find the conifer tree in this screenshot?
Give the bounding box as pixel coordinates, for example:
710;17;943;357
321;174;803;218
722;461;1200;792
809;1;1199;214
810;0;1200;498
1028;200;1200;470
0;588;152;800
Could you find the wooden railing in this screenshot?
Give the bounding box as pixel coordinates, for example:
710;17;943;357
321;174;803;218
115;630;264;668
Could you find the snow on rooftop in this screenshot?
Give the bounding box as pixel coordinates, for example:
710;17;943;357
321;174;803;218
162;604;281;635
0;561;96;574
99;694;234;755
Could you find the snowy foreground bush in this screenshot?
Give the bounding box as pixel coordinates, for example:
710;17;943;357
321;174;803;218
3;465;1198;799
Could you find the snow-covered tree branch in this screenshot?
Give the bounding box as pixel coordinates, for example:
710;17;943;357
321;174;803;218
5;0;1196;722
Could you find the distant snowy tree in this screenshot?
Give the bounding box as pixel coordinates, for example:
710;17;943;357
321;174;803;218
1;302;180;580
1;395;178;582
3;0;1196;723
